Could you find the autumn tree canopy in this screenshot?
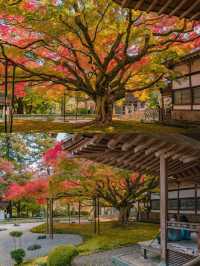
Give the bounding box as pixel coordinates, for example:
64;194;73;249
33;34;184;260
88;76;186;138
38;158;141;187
0;0;199;123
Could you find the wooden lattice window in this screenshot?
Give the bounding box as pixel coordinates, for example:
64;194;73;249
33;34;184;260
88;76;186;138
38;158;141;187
174;89;191;105
193;87;200;104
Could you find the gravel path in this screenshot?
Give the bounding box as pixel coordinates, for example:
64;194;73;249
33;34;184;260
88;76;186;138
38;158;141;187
72;245;160;266
0;223;82;266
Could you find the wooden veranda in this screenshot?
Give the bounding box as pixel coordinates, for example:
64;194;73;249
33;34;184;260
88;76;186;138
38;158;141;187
113;0;200;20
62;133;200;265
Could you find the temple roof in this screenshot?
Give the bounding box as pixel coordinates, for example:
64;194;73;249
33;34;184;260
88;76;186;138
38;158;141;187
113;0;200;20
63;133;200;185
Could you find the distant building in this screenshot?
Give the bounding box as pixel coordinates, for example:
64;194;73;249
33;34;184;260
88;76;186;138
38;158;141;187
113;93;146;120
0;200;9;220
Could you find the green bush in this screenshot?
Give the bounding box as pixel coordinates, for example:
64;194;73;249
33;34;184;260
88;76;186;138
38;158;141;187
47;245;78;266
9;231;23;238
37;235;47;240
10;249;26;265
27;244;41;251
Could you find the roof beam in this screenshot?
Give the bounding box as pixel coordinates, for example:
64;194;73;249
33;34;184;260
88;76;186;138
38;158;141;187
180;0;200;18
147;0;158;12
169;0;188;16
158;0;174;15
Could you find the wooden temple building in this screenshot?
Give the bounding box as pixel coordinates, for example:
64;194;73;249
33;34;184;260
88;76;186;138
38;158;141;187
63;133;200;266
170;50;200;122
113;0;200;20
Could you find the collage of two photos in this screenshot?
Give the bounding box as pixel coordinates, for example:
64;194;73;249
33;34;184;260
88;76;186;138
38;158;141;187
0;1;200;266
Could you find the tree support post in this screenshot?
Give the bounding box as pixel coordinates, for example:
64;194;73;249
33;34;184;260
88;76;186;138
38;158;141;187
68;204;71;224
160;153;168;265
78;201;81;224
46;199;49;235
4;59;8;133
97;197;100;235
93;197;97;234
49;198;54;239
9;64;16;133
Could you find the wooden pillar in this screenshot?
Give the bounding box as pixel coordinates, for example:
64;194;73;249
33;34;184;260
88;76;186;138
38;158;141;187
159;89;164;122
177;182;180;221
63;90;66;122
10;64;16;133
93;198;97;234
4;59;8;133
68;204;71;224
160;153;168;265
46;199;49;235
49;198;54;239
195;184;198;216
78;201;81;224
97;197;100;235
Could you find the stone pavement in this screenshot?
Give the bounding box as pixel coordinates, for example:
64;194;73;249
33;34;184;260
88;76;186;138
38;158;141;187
72;245;160;266
0;223;82;266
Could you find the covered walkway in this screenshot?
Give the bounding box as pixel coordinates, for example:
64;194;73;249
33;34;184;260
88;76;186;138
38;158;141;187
63;133;200;266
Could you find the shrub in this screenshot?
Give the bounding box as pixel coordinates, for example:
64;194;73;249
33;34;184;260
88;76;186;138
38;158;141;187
27;244;42;251
37;235;47;240
9;231;23;238
47;245;78;266
10;249;26;265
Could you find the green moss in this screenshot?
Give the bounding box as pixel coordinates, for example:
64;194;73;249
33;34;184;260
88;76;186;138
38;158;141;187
0;119;192;133
32;221;158;255
25;222;158;265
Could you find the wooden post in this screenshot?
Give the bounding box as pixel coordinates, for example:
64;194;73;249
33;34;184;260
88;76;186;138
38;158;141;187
68;204;71;224
93;198;97;234
63;90;66;122
4;59;8;133
195;184;198;216
97;197;100;235
46;199;49;235
159;89;164;122
10;64;16;133
78;201;81;224
49;198;54;239
160;153;168;265
177;182;180;221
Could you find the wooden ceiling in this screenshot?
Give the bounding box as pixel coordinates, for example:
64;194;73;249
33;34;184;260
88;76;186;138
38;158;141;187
63;134;200;184
113;0;200;20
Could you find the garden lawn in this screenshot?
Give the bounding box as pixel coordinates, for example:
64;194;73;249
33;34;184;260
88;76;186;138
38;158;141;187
31;221;159;254
0;119;194;133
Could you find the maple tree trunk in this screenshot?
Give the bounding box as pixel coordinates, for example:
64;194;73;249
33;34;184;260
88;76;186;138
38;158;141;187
16;201;21;218
16;98;24;114
118;206;131;225
95;96;113;124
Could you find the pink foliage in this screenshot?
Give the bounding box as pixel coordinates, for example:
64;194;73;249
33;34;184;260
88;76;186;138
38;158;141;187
5;183;25;200
43;142;63;165
15;82;26;98
23;0;39;11
5;178;49;204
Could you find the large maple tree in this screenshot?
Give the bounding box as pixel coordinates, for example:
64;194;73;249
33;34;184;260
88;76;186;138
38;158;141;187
0;0;199;123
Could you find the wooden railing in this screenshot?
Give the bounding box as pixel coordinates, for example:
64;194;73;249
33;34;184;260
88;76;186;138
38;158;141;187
183;256;200;266
168;221;199;232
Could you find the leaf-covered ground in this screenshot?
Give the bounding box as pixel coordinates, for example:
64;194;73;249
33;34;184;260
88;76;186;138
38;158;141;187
0;119;196;133
31;221;159;255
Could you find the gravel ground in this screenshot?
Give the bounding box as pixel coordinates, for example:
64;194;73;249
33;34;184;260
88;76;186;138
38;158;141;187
0;223;82;266
72;245;160;266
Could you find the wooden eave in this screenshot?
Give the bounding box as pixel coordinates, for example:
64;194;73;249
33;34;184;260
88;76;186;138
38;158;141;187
173;50;200;67
113;0;200;20
63;134;200;184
